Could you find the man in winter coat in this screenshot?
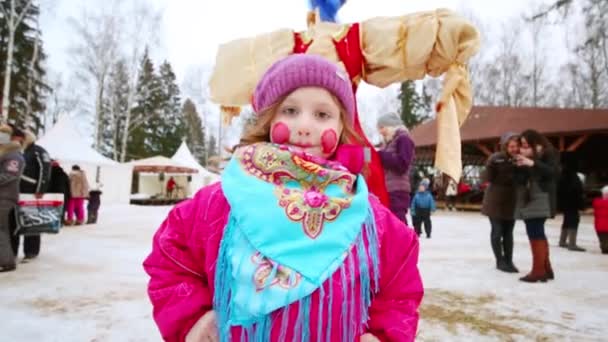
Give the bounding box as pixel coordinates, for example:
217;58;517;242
0;125;25;272
10;128;51;261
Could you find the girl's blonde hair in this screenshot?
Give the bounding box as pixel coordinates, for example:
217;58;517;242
236;94;364;150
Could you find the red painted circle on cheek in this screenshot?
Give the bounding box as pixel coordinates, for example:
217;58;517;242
321;129;338;154
271;122;291;145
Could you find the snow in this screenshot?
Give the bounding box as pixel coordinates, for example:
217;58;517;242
1;207;606;341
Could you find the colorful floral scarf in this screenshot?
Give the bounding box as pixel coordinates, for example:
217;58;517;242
214;142;379;341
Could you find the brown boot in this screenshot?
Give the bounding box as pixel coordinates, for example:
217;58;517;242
520;240;548;283
558;228;568;247
543;240;554;280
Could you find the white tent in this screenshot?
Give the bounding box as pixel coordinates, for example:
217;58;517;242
171;142;220;192
38;116;132;204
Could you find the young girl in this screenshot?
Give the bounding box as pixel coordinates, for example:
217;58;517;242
143;54;423;342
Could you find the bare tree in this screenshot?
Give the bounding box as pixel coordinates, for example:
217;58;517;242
526;15;548;107
0;0;33;123
24;18;40;125
68;1;121;150
117;1;162;162
68;0;160;160
46;72;85;129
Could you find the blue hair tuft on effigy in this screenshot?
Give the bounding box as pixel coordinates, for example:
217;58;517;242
308;0;347;22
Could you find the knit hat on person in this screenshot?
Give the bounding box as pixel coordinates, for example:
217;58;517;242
252;54;355;122
377;113;405;129
499;131;519;147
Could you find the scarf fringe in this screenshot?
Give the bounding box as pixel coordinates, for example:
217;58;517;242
213;209;380;341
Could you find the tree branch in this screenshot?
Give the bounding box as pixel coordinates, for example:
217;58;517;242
15;0;34;26
528;0;573;21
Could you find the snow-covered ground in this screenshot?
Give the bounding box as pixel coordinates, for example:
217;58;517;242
1;205;606;341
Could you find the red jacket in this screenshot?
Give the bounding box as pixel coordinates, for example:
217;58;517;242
593;197;608;233
143;183;423;341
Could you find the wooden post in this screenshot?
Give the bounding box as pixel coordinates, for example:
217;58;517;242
566;134;589;152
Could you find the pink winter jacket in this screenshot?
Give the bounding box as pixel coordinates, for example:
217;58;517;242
143;182;423;342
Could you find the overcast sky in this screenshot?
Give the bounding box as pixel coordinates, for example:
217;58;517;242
38;0;564;147
40;0;556;81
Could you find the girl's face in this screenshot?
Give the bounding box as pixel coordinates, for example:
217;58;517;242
519;137;533;157
506;139;519;157
270;87;344;158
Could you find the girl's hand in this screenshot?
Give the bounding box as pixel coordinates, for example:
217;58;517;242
515;155;534;167
185;310;219;342
360;333;381;342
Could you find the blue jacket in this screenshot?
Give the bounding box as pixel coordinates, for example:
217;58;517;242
410;191;436;216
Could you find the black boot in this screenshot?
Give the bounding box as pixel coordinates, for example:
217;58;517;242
0;263;16;272
559;228;568;248
490;222;505;271
567;229;586;252
599;233;608;254
502;234;519;273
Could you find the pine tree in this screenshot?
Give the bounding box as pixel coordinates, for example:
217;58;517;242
182;98;207;165
0;0;49;132
127;49;163;160
155;60;184;156
398;81;429;129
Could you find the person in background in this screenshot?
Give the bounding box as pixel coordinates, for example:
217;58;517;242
0;125;25;272
87;183;103;224
481;132;520;273
445;178;457;211
592;185;608;254
10;128;51;262
514;129;559;283
557;152;586;251
67;165;90;226
166;176;176;199
47;160;71;222
411;182;436;238
377;113;415;225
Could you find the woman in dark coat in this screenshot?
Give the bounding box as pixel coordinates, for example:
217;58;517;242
377;113;415;225
514;130;560;283
482;132;520;273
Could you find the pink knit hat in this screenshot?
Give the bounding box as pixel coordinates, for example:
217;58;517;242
252;54;355;121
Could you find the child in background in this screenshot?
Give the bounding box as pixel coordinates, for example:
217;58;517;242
143;54;423;342
87;183;103;224
592;185;608;254
411;182;436;238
